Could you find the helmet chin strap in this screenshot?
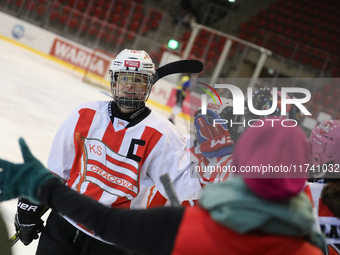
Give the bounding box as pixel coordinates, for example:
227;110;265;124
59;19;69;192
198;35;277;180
116;96;144;110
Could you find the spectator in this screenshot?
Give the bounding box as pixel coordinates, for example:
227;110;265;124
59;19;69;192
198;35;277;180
168;75;191;124
0;117;326;255
308;119;340;254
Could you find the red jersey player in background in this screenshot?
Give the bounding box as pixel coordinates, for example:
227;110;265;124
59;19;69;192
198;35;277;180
13;49;205;255
145;96;236;208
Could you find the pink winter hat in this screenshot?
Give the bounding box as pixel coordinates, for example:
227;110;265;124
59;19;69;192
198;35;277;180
233;117;310;201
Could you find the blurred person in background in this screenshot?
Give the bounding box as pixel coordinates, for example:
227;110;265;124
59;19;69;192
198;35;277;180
168;75;191;125
146;97;235;207
308;119;340;254
0;117;326;255
244;86;302;126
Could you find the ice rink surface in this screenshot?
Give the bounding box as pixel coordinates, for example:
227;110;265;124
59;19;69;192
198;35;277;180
0;38;190;254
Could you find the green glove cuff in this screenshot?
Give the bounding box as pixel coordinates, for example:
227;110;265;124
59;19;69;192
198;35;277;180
0;138;62;204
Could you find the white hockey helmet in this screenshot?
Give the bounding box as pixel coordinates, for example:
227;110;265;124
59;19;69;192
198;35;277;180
206;96;233;116
110;49;156;110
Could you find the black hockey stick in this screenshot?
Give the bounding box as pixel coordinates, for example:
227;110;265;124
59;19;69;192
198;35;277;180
152;60;203;85
160;173;181;207
9;230;20;247
100;60;203;98
10;206;49;247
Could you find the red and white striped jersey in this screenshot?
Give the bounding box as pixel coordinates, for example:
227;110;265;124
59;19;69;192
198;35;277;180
47;101;202;243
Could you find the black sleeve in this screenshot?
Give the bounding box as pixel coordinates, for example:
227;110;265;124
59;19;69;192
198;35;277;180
38;179;185;255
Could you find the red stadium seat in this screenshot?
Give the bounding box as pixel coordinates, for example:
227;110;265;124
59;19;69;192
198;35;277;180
135;4;144;13
105;32;116;43
113;4;123;14
68;17;79;29
94;7;104;19
205;61;215;72
207;51;217;61
36;4;46;16
311;37;321;47
96;0;105;7
198;37;208;47
50;1;60;9
97;30;107;40
88;25;98;37
62;5;71;14
150;19;160;29
49;10;60;22
59;14;69;25
132;12;143;21
76;0;87;11
78;20;89;33
190;44;199;55
181;42;187;51
126;32;136;41
182;31;191;41
25;1;36;11
115;36;125;47
119;17;127;27
210;41;218;50
141;25;149;35
15;0;23;6
129;20;140;32
198;47;205;57
68;0;76;7
111;14;120;24
311;59;322;69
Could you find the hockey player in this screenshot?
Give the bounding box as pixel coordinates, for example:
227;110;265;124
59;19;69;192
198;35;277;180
146;97;235;207
308;119;340;254
168;75;190;124
0;118;325;255
13;49;203;254
192;96;235;183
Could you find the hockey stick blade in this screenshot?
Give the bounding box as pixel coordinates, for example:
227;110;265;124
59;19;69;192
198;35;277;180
160;173;181;207
152;60;203;85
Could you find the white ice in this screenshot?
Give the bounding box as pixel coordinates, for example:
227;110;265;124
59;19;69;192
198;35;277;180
0;38;190;255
